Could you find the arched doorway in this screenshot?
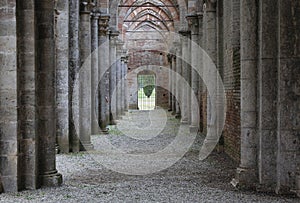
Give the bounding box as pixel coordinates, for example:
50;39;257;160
137;71;156;110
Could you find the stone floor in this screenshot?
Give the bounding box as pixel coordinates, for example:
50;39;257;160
0;110;298;202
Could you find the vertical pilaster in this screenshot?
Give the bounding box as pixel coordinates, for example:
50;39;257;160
198;12;204;132
109;30;119;125
79;1;93;150
91;10;100;135
55;0;70;153
98;14;110;133
0;0;18;192
36;0;62;187
232;0;258;188
187;14;200;133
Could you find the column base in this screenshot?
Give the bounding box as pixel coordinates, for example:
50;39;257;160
189;125;199;133
80;143;94;151
100;128;109;135
175;113;181;119
40;170;62;187
231;167;258;190
110;120;117;125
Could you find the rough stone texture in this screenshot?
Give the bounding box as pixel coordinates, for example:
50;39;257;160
91;11;100;135
79;1;93;151
0;0;18;192
69;0;80;153
17;0;37;190
55;0;70;154
36;0;62;187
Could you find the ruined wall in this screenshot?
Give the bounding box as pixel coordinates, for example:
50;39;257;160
127;50;169;109
219;0;241;162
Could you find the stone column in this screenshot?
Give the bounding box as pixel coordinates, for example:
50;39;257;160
187;14;200;133
16;0;37;190
120;55;126;115
276;0;300;194
175;42;182;119
124;56;129;112
167;54;173;111
69;0;80;153
55;0;70;153
116;41;124;118
172;55;177;115
109;30;119;125
198;12;204;132
232;0;258;188
79;1;93;151
179;30;191;124
0;0;18;192
36;0;62;187
91;10;100;134
98;14;110;133
257;0;278;190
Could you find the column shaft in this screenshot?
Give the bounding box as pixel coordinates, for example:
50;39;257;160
109;31;119;125
175;43;182;119
187;14;200;133
79;2;93;150
172;55;177;115
179;30;191;124
98;14;110;133
69;0;80;152
233;0;258;188
91;11;100;134
124;58;129;112
55;0;69;153
168;54;173;111
36;0;62;187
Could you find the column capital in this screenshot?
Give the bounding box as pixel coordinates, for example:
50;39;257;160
109;30;120;39
80;0;95;14
186;14;200;33
98;14;110;36
204;0;217;12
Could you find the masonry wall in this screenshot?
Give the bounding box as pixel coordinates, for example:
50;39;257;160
127;50;169;109
218;0;241;162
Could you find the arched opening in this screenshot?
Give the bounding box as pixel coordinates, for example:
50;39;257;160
137;71;156;110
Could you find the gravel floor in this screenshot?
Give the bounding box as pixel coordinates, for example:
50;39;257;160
0;110;298;203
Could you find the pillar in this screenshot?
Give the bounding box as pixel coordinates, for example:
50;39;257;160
168;54;173;111
232;0;258;188
0;0;18;192
175;42;182;119
179;30;191;124
36;0;62;187
124;56;129;112
79;1;93;150
172;54;177;115
116;41;124;118
187;14;200;133
276;0;300;194
120;55;126;115
91;10;100;134
257;0;278;190
69;0;80;152
109;30;119;125
198;12;204;132
98;14;110;133
55;0;70;153
16;0;38;190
